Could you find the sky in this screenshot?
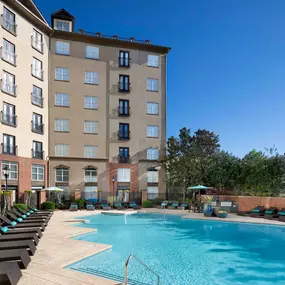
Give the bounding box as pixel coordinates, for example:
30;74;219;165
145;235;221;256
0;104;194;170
35;0;285;157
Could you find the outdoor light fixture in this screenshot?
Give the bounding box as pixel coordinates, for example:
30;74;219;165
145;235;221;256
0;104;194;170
2;165;10;192
112;176;116;207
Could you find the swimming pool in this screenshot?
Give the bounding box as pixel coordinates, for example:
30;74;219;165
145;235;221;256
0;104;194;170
68;213;285;285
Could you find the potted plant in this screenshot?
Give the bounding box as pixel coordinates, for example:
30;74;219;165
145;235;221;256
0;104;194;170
217;210;228;218
203;196;213;217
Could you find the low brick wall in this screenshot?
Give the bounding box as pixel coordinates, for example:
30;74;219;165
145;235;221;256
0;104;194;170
203;195;285;211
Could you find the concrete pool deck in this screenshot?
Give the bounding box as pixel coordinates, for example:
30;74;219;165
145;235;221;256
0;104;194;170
19;208;285;284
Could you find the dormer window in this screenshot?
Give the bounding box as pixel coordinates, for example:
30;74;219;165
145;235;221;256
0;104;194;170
54;19;71;32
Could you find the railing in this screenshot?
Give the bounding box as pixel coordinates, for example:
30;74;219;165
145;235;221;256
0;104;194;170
1;47;16;65
1;111;17;126
32;149;44;159
1;143;17;155
31;93;44;107
1;80;16;96
1;14;17;35
31;65;44;80
118;106;131;117
124;254;160;285
31;35;43;53
119;155;130;163
118;131;131;140
31;121;44;134
118;82;131;92
118;57;131;67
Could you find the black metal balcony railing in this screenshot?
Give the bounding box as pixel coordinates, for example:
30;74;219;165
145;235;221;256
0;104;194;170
118;131;131;140
118;106;130;117
31;121;44;134
118;57;131;67
1;14;17;35
32;149;44;159
1;111;17;127
31;93;44;107
1;47;16;65
31;35;44;53
118;82;131;92
1;143;17;155
119;155;130;163
1;79;16;96
31;65;44;80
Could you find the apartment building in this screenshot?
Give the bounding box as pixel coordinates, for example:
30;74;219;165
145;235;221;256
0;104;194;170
0;0;51;202
49;9;170;200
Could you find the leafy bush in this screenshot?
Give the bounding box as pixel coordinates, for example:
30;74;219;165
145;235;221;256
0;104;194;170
14;203;28;211
142;200;153;208
41;201;55;211
75;199;85;209
151;198;163;205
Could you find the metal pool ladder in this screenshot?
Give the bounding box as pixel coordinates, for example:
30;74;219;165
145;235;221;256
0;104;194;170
124;254;160;285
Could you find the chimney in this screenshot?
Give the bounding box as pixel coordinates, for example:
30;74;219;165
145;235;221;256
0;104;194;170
96;32;102;37
145;40;150;44
113;35;118;40
129;37;135;42
78;29;84;34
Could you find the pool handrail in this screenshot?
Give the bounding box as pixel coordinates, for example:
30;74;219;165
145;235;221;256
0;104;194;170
124;254;160;285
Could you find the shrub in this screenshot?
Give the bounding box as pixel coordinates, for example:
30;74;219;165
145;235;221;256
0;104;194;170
152;198;163;205
75;199;85;209
41;201;55;211
142;200;153;208
14;203;28;211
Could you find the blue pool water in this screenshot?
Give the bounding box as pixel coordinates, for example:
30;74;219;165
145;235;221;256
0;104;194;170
68;213;285;285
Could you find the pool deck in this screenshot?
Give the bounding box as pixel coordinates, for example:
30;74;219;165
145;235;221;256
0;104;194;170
20;208;285;284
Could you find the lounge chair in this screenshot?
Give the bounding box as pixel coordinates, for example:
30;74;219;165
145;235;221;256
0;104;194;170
129;201;141;210
10;209;48;224
1;224;42;238
264;207;278;219
0;249;31;269
6;211;47;228
86;202;95;211
27;205;53;216
158;201;168;209
15;207;51;219
169;201;179;209
250;206;265;217
114;203;125;210
101;203;111;210
0;240;37;256
0;261;22;285
69;202;78;211
178;203;189;210
277;208;285;222
0;232;39;245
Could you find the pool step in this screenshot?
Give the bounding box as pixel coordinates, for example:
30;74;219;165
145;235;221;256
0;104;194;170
73;267;151;285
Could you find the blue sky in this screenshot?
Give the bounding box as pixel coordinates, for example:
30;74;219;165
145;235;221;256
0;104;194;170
35;0;285;157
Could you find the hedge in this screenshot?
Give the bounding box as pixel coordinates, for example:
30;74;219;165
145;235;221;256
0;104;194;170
142;200;153;208
14;203;28;211
41;201;55;211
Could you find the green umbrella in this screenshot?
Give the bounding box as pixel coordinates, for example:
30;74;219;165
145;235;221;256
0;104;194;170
187;185;209;201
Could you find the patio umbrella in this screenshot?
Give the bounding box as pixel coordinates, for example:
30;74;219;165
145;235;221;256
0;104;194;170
187;185;209;200
44;186;64;201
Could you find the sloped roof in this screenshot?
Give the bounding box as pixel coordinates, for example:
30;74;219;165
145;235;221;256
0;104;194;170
51;8;74;20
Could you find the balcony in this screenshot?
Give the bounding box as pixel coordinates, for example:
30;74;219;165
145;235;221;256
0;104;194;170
118;57;131;68
1;80;16;96
1;143;17;155
31;93;44;107
118;106;131;117
1;47;16;65
1;111;17;127
31;121;44;134
1;14;17;35
32;149;44;159
118;131;131;140
118;82;131;93
31;65;44;80
31;35;43;53
119;155;130;164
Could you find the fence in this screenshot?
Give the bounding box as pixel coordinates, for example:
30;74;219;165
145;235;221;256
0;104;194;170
147;192;191;204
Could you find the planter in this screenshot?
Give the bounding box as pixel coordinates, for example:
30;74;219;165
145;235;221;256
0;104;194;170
203;203;213;217
217;212;228;218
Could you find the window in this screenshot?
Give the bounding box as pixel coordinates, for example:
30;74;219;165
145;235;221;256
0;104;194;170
55;119;69;132
119;75;130;92
147;125;159;138
119;100;130;116
84;96;98;109
55;93;69;107
84;145;97;158
2;134;15;155
32;113;43;134
119;123;130;139
32;57;43;80
86;46;99;59
54;19;71;32
32;85;43;107
55;168;69;182
147;103;159;115
147;187;158;200
83;186;97;200
84;168;97;182
147;148;159;160
55;67;69;81
147;78;158;91
31;164;44;181
2;7;16;35
2;39;15;65
55;144;68;156
147;55;159;67
119;147;129;163
147;170;158;183
85;71;98;85
84;120;98;134
119;51;130;67
117;168;131;182
32;141;43;159
31;29;43;52
56;41;70;55
1;161;18;180
2;102;16;126
2;71;15;95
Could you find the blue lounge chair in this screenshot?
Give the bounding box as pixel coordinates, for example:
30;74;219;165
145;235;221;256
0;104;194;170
250;206;265;217
169;202;179;209
277;208;285;222
86;202;95;211
114;203;125;210
69;203;78;211
129;202;141;210
101;203;111;210
178;203;189;210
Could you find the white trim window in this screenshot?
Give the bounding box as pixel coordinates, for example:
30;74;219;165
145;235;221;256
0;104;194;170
84;120;98;134
56;41;70;55
1;161;18;180
147;186;159;199
117;168;130;182
31;164;44;181
55;119;69;132
54;19;71;32
147;55;159;67
84;96;98;109
55;144;68;156
2;71;15;95
55;67;69;81
2;39;16;65
147;170;158;183
147;148;159;160
55;93;69;107
147;78;158;91
147;125;159;138
32;85;43;106
83;186;98;199
84;168;97;182
31;29;43;53
147;102;159;115
85;71;98;85
32;57;43;79
55;168;69;182
86;46;99;59
3;7;16;35
84;145;97;158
